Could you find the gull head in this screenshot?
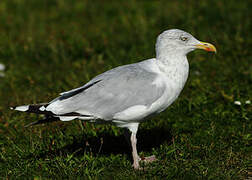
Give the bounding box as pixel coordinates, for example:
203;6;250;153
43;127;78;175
156;29;216;58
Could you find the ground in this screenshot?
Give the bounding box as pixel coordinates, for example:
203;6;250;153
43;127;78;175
0;0;251;179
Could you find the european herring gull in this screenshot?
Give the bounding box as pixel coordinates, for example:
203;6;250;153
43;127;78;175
11;29;216;169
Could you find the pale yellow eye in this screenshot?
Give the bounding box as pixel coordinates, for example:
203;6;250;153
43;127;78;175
180;36;188;41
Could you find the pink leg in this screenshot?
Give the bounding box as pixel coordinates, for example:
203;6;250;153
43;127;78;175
131;132;140;169
128;123;157;170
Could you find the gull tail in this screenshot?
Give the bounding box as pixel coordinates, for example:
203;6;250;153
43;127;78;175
10;103;60;127
11;103;95;126
10;103;54;116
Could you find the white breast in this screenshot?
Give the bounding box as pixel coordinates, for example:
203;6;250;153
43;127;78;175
112;58;189;124
147;57;189;114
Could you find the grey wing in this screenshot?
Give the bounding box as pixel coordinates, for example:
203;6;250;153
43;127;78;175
46;62;165;120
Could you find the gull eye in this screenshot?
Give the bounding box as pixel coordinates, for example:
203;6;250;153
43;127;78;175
180;36;188;42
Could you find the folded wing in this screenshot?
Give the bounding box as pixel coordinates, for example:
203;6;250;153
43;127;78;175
46;62;166;121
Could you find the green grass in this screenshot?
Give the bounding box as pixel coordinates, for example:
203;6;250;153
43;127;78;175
0;0;251;179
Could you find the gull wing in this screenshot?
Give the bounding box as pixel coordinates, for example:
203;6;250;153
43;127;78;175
46;61;166;120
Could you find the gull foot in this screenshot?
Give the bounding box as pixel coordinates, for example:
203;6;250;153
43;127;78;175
140;155;157;163
132;155;157;170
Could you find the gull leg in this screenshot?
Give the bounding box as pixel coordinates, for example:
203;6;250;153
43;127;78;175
131;132;140;169
130;132;157;169
127;123;157;169
126;123;141;170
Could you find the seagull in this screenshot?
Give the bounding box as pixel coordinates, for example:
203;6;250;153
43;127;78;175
11;29;216;169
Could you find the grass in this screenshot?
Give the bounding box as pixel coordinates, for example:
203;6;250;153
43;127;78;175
0;0;251;179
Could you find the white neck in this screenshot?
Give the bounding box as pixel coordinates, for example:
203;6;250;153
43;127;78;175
156;49;188;69
155;51;189;89
157;51;185;65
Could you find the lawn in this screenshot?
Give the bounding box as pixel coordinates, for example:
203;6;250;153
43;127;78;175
0;0;251;179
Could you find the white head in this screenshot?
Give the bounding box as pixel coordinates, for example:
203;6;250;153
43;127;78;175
156;29;216;59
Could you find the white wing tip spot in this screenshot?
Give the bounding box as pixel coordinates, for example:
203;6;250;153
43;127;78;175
14;105;29;111
39;106;46;111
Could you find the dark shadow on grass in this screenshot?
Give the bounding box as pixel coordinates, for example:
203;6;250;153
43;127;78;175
27;127;172;161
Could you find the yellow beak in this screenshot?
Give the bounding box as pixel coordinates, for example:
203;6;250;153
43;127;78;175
195;41;217;53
